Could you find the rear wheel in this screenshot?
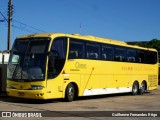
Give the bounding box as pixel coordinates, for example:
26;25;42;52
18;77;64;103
139;81;147;95
132;81;139;95
65;83;75;102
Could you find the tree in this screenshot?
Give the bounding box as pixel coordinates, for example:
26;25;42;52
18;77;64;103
149;39;160;52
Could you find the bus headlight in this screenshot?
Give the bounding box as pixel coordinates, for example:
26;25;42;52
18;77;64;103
31;85;44;90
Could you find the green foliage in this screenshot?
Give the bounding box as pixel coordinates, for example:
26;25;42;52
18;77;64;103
135;42;149;48
136;39;160;51
149;39;160;51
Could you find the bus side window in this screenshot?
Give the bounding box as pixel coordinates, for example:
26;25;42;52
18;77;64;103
68;39;84;59
136;51;146;63
138;57;141;63
101;46;113;61
146;51;157;64
115;55;123;61
127;49;136;62
86;43;100;59
48;38;67;79
114;47;126;62
127;57;135;62
69;51;78;58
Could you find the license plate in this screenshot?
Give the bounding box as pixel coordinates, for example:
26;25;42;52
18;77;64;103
18;92;25;96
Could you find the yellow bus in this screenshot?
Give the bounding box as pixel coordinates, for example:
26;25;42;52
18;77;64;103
7;33;159;101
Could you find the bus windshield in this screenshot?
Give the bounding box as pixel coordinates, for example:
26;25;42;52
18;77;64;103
7;38;50;82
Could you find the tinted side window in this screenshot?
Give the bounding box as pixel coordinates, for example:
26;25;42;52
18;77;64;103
102;45;113;60
114;47;126;61
127;49;136;62
86;43;100;59
50;38;67;59
146;51;157;64
48;37;67;79
69;39;84;59
136;51;146;63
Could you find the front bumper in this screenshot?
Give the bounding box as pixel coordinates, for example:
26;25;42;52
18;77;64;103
7;88;47;99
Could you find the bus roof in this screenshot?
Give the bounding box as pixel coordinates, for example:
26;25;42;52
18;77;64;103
16;33;157;52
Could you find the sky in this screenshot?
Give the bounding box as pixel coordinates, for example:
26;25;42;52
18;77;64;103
0;0;160;51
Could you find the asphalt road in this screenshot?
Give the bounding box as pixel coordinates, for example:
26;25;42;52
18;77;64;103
0;86;160;120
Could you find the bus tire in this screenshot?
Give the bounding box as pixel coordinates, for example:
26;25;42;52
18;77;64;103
132;81;139;95
139;81;147;95
65;83;75;102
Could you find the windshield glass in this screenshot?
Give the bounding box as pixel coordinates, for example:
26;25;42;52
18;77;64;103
7;37;50;82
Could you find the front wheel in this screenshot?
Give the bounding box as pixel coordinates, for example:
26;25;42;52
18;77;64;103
132;81;139;95
65;83;75;102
